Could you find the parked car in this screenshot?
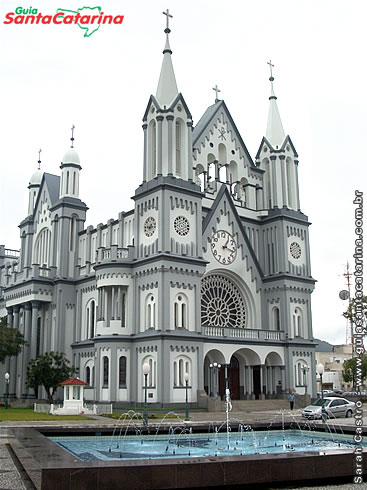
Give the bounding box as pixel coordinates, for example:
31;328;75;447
302;397;355;419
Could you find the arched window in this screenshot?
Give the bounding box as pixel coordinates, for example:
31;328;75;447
174;294;188;329
102;356;109;387
119;356;127;387
145;294;156;330
286;158;295;209
173;356;192;387
293;308;303;337
85;366;91;385
149;120;157;179
33;228;51;267
273;307;280;331
143;357;156;387
175;120;183;176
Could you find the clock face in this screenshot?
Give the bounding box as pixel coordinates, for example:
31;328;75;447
211;230;237;265
144;216;156;237
290;241;302;259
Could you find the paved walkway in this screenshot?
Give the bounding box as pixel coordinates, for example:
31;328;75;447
0;408;366;489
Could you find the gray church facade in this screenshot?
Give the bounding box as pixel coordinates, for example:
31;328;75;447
0;20;317;405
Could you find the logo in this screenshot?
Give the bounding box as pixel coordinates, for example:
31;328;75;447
3;6;124;37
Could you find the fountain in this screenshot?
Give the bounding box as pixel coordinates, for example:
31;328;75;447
9;388;367;489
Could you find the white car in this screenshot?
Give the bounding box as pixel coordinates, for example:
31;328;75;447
302;397;355;419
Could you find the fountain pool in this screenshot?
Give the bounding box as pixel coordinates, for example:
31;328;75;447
50;429;362;462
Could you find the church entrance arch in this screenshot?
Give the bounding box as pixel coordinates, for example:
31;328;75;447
219;355;240;400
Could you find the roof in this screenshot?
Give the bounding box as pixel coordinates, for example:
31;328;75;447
192;101;221;145
43;173;60;205
60;377;88;386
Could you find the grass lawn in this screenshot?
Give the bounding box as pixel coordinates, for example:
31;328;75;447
0;408;94;421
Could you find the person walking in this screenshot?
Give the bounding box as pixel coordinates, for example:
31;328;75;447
289;392;295;410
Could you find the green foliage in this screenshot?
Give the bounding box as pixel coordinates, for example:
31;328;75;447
0;316;25;364
343;296;367;330
26;352;76;402
342;356;367;387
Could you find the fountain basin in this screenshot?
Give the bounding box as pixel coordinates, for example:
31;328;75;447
9;424;367;489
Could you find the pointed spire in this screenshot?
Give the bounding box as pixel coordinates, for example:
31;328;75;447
266;60;285;148
38;148;41;170
155;9;178;107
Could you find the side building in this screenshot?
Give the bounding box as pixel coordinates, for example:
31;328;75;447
0;18;317;405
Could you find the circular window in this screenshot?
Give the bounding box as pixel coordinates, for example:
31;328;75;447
174;216;190;236
290;242;302;259
201;274;246;329
144;217;156;237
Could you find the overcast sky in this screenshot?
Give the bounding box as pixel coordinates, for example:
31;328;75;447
1;0;365;345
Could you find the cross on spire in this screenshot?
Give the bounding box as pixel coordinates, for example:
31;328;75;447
213;84;221;103
38;148;41;170
162;9;172;31
267;60;274;79
70;125;75;148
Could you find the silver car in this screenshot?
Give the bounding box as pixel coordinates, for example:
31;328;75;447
302;397;355;419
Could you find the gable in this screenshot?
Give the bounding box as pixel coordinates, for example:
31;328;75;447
202;184;264;291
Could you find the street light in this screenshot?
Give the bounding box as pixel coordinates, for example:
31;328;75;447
142;362;150;427
209;362;221;397
302;365;310;395
4;373;9;410
317;363;327;422
184;372;190;421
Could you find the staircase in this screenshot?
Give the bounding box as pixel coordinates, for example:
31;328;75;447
229;399;289;412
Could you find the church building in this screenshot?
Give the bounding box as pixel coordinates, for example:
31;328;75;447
0;13;317;405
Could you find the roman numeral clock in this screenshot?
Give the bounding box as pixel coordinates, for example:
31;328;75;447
210;230;237;265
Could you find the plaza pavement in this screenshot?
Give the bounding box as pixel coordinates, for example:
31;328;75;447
0;407;366;490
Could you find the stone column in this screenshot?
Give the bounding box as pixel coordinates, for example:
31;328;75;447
187;121;193;181
5;307;13;374
110;347;117;403
21;303;32;398
111;287;115;320
10;306;20;397
267;366;271;395
270;155;278;207
294;160;301;211
280;365;286;394
30;301;40;361
142;123;148;182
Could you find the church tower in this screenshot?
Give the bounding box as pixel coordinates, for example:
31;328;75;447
132;11;206;404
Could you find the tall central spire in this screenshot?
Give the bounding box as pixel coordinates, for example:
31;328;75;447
155;9;179;108
266;60;285;148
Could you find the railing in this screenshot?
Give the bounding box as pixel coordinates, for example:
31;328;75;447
85;403;113;414
99;247;129;262
4;249;20;258
203;326;284;341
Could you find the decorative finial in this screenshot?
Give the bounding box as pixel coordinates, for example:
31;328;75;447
71;125;75;148
162;8;172;32
267;60;276;99
38;148;41;170
213;84;221;103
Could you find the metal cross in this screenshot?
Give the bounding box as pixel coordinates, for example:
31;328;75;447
38;148;42;169
71;124;75;148
267;60;274;78
213;84;221;102
162;9;172;30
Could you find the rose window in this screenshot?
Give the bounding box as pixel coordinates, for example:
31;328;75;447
201;274;246;328
290;242;301;259
174;216;190;236
144;217;156;237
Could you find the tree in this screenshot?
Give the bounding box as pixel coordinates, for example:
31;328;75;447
342;296;367;331
342;356;367;388
26;352;76;402
0;316;25;364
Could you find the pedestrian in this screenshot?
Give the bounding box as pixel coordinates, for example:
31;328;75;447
289;392;295;410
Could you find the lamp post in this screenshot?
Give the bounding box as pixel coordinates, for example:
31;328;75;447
184;372;190;421
317;363;326;422
302;365;310;395
209;362;221;397
4;373;9;410
142;362;150;427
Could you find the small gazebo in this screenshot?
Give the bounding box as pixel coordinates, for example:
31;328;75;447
53;377;88;415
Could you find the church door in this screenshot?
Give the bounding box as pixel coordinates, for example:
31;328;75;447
219;356;240;400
